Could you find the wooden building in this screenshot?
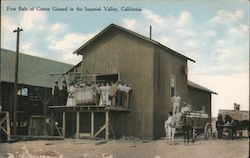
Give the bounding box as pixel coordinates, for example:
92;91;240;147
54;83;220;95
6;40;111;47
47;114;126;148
64;24;217;139
0;48;73;137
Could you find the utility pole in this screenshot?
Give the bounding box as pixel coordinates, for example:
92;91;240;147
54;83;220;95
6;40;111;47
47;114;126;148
13;27;23;135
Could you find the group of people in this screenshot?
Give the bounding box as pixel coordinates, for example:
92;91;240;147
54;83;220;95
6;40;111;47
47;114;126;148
53;80;132;108
53;81;68;106
164;93;191;145
215;114;241;139
97;81;132;108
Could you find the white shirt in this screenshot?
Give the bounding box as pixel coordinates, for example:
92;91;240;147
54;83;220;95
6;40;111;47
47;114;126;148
123;86;131;93
181;106;190;114
164;116;173;129
172;96;181;105
117;84;123;91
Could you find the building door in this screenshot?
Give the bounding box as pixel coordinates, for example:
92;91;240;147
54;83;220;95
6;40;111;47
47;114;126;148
170;75;176;97
96;74;119;83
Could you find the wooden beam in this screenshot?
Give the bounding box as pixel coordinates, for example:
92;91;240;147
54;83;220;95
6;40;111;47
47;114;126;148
105;111;109;141
50;111;54;136
0;112;11;141
91;112;94;138
94;124;106;138
76;112;80;139
6;112;10;141
44;90;47;135
62;112;66;138
0;117;7;124
1;127;8;135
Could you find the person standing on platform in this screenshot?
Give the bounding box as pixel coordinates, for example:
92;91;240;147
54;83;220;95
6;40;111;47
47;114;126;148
111;82;118;106
61;80;68;106
123;83;132;108
172;93;181;115
53;81;60;106
120;82;126;107
116;81;123;106
105;82;111;106
66;82;76;106
99;82;106;106
92;82;100;105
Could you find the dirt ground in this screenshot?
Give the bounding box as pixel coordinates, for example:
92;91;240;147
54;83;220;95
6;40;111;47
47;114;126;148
0;137;249;158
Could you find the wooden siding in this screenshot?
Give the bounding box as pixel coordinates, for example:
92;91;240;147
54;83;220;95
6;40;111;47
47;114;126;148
188;87;212;117
153;45;189;138
76;28;155;139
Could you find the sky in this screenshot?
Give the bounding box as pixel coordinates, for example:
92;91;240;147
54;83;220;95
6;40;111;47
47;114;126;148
1;0;249;117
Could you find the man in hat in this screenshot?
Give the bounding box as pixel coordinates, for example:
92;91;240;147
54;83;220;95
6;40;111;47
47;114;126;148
61;80;68;106
180;103;190;115
53;81;60;106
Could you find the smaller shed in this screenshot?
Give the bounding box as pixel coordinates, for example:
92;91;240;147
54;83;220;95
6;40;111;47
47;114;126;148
188;81;217;117
1;48;73;136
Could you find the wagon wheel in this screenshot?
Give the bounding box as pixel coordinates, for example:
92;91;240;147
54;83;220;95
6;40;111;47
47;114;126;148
204;123;213;140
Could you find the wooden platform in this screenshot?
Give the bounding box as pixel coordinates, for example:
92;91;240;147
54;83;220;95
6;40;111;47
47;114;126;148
48;105;129;141
49;105;130;112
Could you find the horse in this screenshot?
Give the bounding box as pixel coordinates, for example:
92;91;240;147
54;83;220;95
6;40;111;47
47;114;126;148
224;115;241;139
181;113;194;145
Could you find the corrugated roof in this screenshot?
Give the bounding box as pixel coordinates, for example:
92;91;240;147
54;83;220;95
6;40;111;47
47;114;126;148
188;80;217;94
73;23;195;62
1;48;73;88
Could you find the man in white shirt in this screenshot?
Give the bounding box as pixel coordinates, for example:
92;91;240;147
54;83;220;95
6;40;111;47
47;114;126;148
104;82;111;106
116;81;123;106
180;103;190;115
123;83;131;108
164;112;176;144
99;82;106;106
172;93;181;115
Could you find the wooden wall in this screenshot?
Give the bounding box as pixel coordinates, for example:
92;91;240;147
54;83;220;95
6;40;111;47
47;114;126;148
153;45;189;138
188;87;212;117
78;28;155;139
73;27;212;139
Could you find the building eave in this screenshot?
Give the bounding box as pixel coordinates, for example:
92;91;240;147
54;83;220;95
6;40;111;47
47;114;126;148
73;23;195;63
188;80;217;95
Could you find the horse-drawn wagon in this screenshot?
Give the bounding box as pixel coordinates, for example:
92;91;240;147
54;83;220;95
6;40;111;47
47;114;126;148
217;110;249;139
175;111;212;143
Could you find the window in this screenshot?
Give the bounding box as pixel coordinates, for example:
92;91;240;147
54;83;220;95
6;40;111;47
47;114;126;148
170;75;176;98
17;88;28;96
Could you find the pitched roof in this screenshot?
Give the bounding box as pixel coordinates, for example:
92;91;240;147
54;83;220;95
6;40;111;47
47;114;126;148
188;80;217;95
73;23;195;62
219;110;249;121
1;48;73;88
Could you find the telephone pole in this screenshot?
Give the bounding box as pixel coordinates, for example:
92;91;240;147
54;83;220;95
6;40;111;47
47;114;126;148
13;27;23;135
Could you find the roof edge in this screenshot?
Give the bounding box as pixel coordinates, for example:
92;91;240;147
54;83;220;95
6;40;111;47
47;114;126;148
73;23;195;62
1;48;74;66
188;80;217;95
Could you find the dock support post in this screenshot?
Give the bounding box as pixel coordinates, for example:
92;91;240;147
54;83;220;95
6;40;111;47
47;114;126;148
62;112;65;138
91;112;94;139
76;112;80;139
6;112;10;141
105;111;109;141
